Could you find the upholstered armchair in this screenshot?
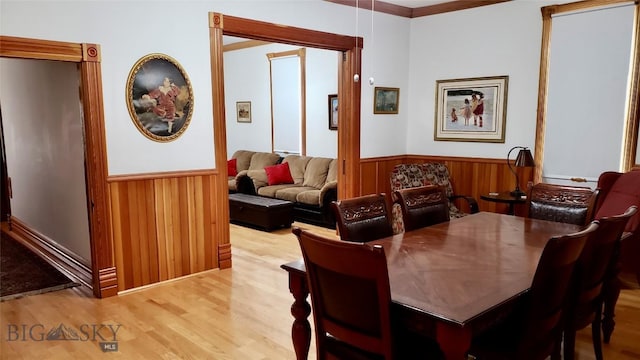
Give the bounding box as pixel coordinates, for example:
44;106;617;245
594;169;640;343
389;163;478;233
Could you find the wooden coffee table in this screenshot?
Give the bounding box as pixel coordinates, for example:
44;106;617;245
229;193;294;231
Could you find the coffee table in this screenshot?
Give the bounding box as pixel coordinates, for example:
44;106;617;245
228;193;294;231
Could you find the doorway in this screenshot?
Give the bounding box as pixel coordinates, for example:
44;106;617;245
0;36;115;298
208;13;363;266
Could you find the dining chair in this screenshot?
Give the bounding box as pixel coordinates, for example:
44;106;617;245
292;227;443;360
526;183;599;226
393;185;449;232
558;206;637;360
466;222;598;360
330;193;393;243
594;169;640;343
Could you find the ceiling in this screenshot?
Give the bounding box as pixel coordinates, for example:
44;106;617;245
382;0;450;7
325;0;510;18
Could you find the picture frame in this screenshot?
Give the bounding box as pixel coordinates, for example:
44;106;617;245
236;101;252;123
434;75;508;143
126;53;194;142
328;94;338;130
373;87;399;114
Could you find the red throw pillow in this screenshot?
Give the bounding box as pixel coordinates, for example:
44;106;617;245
265;162;294;186
227;158;238;176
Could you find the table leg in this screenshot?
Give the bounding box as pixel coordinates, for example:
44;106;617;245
288;272;311;359
436;322;471;359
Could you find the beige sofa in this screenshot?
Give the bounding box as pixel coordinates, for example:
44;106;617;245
236;154;338;228
228;150;281;192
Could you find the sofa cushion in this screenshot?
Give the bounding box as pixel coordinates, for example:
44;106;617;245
326;159;338;183
275;186;318;203
249;152;281;170
283;155;312;184
303;157;333;189
228;158;238;177
296;189;322;206
246;169;269;189
258;184;303;198
265;163;295;186
595;170;640;232
231;150;256;172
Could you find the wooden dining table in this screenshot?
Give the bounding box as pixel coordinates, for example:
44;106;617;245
281;211;583;359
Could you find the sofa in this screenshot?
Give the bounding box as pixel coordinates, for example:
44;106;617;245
236;154;338;228
228;150;281;193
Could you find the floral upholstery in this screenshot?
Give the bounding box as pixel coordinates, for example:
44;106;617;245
389;163;478;233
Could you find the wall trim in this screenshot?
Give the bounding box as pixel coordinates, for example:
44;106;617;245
7;217;93;290
107;168;217;182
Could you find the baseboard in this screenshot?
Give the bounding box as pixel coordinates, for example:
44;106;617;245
5;218;93;290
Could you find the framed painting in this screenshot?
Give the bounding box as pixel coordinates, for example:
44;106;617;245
373;87;399;114
126;53;194;142
236;101;252;123
434;75;508;143
328;94;338;130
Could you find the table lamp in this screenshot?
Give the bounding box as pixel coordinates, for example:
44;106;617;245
507;146;535;197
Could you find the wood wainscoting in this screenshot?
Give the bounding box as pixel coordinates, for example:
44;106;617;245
359;155;534;216
107;169;223;292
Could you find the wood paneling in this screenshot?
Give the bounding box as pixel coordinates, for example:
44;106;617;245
359;155;534;215
108;172;219;292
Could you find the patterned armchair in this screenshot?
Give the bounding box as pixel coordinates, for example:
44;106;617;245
389;163;479;233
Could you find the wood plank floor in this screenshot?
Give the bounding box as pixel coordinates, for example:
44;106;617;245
1;222;639;359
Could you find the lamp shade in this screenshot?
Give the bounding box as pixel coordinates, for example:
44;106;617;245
514;149;535;167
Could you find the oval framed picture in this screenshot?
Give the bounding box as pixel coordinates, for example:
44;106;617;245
126;53;194;142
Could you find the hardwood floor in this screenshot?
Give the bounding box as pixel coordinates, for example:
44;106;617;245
1;222;639;359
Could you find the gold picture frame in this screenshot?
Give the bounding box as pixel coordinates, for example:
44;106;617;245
373;87;399;114
126;53;194;142
434;75;508;143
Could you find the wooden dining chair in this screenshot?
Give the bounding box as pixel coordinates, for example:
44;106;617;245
466;222;598;360
393;185;449;232
330;193;393;243
558;205;637;360
292;227;443;360
526;183;599;226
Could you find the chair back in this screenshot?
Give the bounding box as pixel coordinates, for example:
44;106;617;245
331;194;393;243
517;222;598;359
561;206;637;360
526;183;599;226
572;206;637;325
394;185;449;232
292;227;394;359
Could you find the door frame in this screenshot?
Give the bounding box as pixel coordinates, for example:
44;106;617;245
0;36;116;298
208;13;363;267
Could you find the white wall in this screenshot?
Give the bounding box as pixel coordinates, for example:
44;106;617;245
0;58;92;262
224;43;339;158
1;0;409;174
406;0;555;159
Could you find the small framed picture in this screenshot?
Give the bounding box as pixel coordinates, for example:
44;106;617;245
328;94;338;130
236;101;251;123
373;87;399;114
434;75;508;143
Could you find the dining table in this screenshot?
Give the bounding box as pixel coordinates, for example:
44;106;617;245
281;211;583;359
